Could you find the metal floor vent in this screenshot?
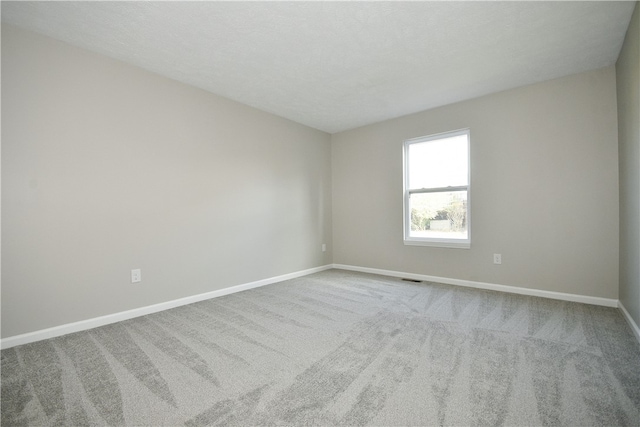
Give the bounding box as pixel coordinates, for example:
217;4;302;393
401;278;422;283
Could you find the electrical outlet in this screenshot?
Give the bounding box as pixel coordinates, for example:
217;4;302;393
131;269;142;283
493;254;502;265
322;243;327;252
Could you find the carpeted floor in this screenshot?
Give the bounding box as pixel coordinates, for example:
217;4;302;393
2;269;639;426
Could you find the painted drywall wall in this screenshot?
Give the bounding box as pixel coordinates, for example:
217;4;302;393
617;2;640;327
1;25;332;338
332;67;619;299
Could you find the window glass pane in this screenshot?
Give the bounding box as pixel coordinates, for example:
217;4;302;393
408;134;468;189
409;191;468;239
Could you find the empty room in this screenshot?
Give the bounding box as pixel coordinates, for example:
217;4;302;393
2;1;639;426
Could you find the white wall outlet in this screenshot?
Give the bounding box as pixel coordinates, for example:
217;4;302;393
322;243;327;252
493;254;502;265
131;269;142;283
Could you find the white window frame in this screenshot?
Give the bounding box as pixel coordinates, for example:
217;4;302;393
403;129;471;249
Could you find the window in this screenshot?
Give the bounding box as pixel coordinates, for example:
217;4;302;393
403;129;470;248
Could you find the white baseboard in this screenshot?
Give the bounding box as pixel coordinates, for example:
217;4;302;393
0;264;333;350
619;301;640;344
332;264;619;308
2;264;629;350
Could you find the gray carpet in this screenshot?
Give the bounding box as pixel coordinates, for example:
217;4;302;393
2;269;639;426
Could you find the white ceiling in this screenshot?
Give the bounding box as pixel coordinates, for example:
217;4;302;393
2;1;635;134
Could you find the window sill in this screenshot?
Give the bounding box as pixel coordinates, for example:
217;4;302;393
404;239;471;249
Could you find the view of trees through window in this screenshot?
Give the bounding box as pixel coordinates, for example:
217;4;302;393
409;191;467;239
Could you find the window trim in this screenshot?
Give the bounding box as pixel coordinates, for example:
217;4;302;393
403;128;471;249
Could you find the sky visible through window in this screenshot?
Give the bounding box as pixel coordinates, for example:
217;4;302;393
408;134;468;189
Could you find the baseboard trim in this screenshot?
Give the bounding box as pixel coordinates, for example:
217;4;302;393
0;264;333;350
619;301;640;344
332;264;619;308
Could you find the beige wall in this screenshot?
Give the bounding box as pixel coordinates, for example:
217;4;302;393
332;67;619;299
617;2;640;326
1;25;332;338
1;21;630;339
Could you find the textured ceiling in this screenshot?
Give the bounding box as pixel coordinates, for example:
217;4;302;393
1;1;635;134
